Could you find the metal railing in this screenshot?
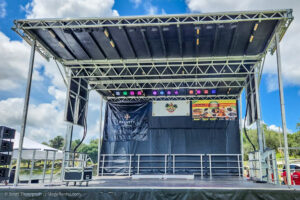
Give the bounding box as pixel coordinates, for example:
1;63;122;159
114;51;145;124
11;149;62;184
248;150;279;184
98;154;243;178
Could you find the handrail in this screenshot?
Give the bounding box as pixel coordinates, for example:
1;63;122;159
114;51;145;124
98;153;243;177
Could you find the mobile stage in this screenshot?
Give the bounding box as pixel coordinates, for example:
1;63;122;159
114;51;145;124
1;9;299;199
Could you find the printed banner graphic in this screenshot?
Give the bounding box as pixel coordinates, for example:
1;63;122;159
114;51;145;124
192;100;237;120
104;102;150;142
152;101;190;116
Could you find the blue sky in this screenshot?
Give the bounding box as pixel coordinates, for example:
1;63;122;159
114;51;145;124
0;0;299;144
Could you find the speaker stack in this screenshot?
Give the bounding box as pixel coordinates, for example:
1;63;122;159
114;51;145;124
0;126;15;182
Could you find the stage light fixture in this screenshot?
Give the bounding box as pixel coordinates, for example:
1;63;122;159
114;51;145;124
115;91;121;96
167;90;172;95
130;91;135;96
137;91;142;96
152;90;158;96
204;90;209;94
211;89;217;94
123;91;128;96
189;90;194;95
174;90;179;95
160;91;165;95
196;90;201;95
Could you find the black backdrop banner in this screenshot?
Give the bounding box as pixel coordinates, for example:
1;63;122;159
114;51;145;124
103;101;150;142
101;100;240;174
102;100;240;154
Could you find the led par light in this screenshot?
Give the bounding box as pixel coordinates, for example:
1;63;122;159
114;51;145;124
196;89;201;95
189;90;194;95
204;90;209;94
137;91;142;96
115;91;121;96
174;90;179;95
167;90;172;95
159;90;165;95
130;91;135;96
211;89;217;94
152;90;158;96
123;91;128;96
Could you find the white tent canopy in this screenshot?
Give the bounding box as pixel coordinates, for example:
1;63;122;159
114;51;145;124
12;132;63;160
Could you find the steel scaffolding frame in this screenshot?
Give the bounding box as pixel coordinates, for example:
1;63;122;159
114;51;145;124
12;9;294;185
13;10;292;61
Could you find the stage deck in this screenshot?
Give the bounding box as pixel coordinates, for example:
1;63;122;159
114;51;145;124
1;177;299;200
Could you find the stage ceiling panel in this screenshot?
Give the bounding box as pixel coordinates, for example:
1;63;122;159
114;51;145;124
13;10;293;100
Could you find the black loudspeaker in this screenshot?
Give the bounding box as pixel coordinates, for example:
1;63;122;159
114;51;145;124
0;153;11;165
0;126;16;182
0;126;16;139
0;140;14;151
0;168;9;179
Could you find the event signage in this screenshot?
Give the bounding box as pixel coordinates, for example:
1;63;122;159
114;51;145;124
103;102;150;142
152;100;190;116
192;100;237;120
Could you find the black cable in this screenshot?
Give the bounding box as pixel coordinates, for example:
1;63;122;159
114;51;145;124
73;117;87;153
244;96;256;151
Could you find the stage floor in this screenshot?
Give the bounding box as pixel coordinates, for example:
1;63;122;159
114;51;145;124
1;177;300;200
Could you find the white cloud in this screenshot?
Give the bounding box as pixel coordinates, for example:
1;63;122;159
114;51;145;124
145;2;158;15
185;0;300;88
265;74;279;93
130;0;142;8
0;0;6;18
0;98;65;142
268;124;282;132
268;124;293;133
24;0;119;18
0;1;119;143
0;32;44;91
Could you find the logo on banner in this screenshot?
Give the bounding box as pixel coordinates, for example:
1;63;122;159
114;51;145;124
165;103;178;113
124;113;130;120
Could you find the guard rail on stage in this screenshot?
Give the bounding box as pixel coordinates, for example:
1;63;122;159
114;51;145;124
98;154;243;178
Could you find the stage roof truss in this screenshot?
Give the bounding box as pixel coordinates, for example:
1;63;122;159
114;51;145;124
13;9;293;100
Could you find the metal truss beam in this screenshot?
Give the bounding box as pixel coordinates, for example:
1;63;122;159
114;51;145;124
107;94;238;101
69;59;256;79
90;78;245;91
14;10;292;30
63;55;261;65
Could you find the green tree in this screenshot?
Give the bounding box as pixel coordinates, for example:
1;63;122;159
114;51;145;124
49;136;64;150
70;139;99;163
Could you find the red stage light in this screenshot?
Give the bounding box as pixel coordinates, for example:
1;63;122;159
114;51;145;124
189;90;194;95
204;90;209;94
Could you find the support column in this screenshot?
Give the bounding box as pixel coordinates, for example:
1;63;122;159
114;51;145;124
14;40;36;186
254;68;265;153
63;124;73;153
61;124;73;180
97;97;104;176
239;96;244;177
275;33;291;185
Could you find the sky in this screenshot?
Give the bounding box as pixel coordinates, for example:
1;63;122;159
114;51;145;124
0;0;299;144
